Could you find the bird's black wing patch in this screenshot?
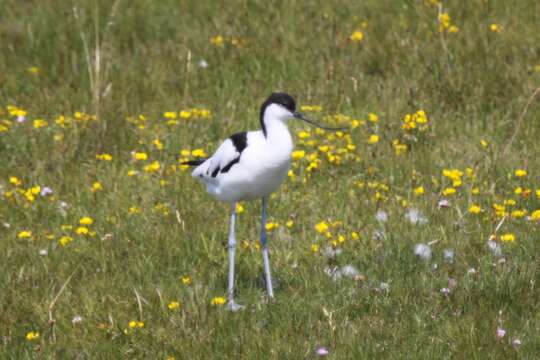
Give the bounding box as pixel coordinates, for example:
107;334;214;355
221;158;240;173
181;159;207;166
211;165;221;177
229;132;247;153
220;132;247;173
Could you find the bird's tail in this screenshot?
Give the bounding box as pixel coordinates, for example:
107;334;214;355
180;159;207;166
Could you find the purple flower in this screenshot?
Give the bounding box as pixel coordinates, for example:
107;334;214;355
16;115;26;123
315;347;329;356
40;186;53;196
496;327;506;339
440;287;450;295
375;210;388;223
438;199;450;209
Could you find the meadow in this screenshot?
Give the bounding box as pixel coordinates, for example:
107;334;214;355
1;0;539;358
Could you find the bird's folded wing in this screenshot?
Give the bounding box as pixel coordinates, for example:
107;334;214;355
207;139;240;177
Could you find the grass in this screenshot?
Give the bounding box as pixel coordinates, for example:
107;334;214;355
1;0;539;358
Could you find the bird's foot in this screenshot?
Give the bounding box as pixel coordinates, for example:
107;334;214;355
226;299;245;312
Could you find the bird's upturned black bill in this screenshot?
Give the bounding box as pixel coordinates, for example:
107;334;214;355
293;112;349;131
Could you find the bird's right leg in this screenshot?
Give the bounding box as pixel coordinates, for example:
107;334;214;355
227;202;244;311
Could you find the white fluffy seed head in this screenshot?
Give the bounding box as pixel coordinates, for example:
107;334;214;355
414;243;432;260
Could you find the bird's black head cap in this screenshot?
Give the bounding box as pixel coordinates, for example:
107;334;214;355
259;92;296;136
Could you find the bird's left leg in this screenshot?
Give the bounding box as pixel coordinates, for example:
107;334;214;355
227;202;244;311
260;196;274;298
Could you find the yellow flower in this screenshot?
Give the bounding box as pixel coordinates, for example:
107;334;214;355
297;130;311;139
9;176;21;186
367;134;379;144
351;231;359;240
26;331;39;340
133;152;148;161
468;205;481;214
91;182;103;192
265;222;279;231
168;301;180;310
23;190;35;202
181;276;192;285
315;221;329;234
28;66;40;75
448;25;459;33
59;235;73;247
311;244;319;253
286;220;294;228
291;150;306;160
76;226;89;235
96;153;113;161
442;169;463;181
191;149;207;158
179;110;191;119
368;113;378;123
300;105;322;112
514;169;527;177
128;320;144;329
128;206;141;215
471;187;480;195
442;187;456;196
164;111;177;119
500;233;515;242
480;139;489;147
143;161;161;173
153;139;164;150
210;35;224;46
511;210;526;218
489;23;501;32
392;139;407;155
493;203;506;217
349;30;364;42
236;203;244;214
180;149;191;157
18;230;32;239
438;12;451;30
211;296;226;305
127;169;138;177
413;186;424;196
33;119;48;129
530;210;540;221
79;217;93;225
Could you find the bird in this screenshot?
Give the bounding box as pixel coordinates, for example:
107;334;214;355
182;92;346;311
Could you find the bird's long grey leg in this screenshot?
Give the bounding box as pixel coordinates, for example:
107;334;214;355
227;202;244;311
260;196;274;298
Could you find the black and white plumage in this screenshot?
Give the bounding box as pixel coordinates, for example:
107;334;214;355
183;92;345;310
190;93;297;203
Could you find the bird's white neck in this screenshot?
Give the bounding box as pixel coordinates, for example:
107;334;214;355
265;118;293;152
